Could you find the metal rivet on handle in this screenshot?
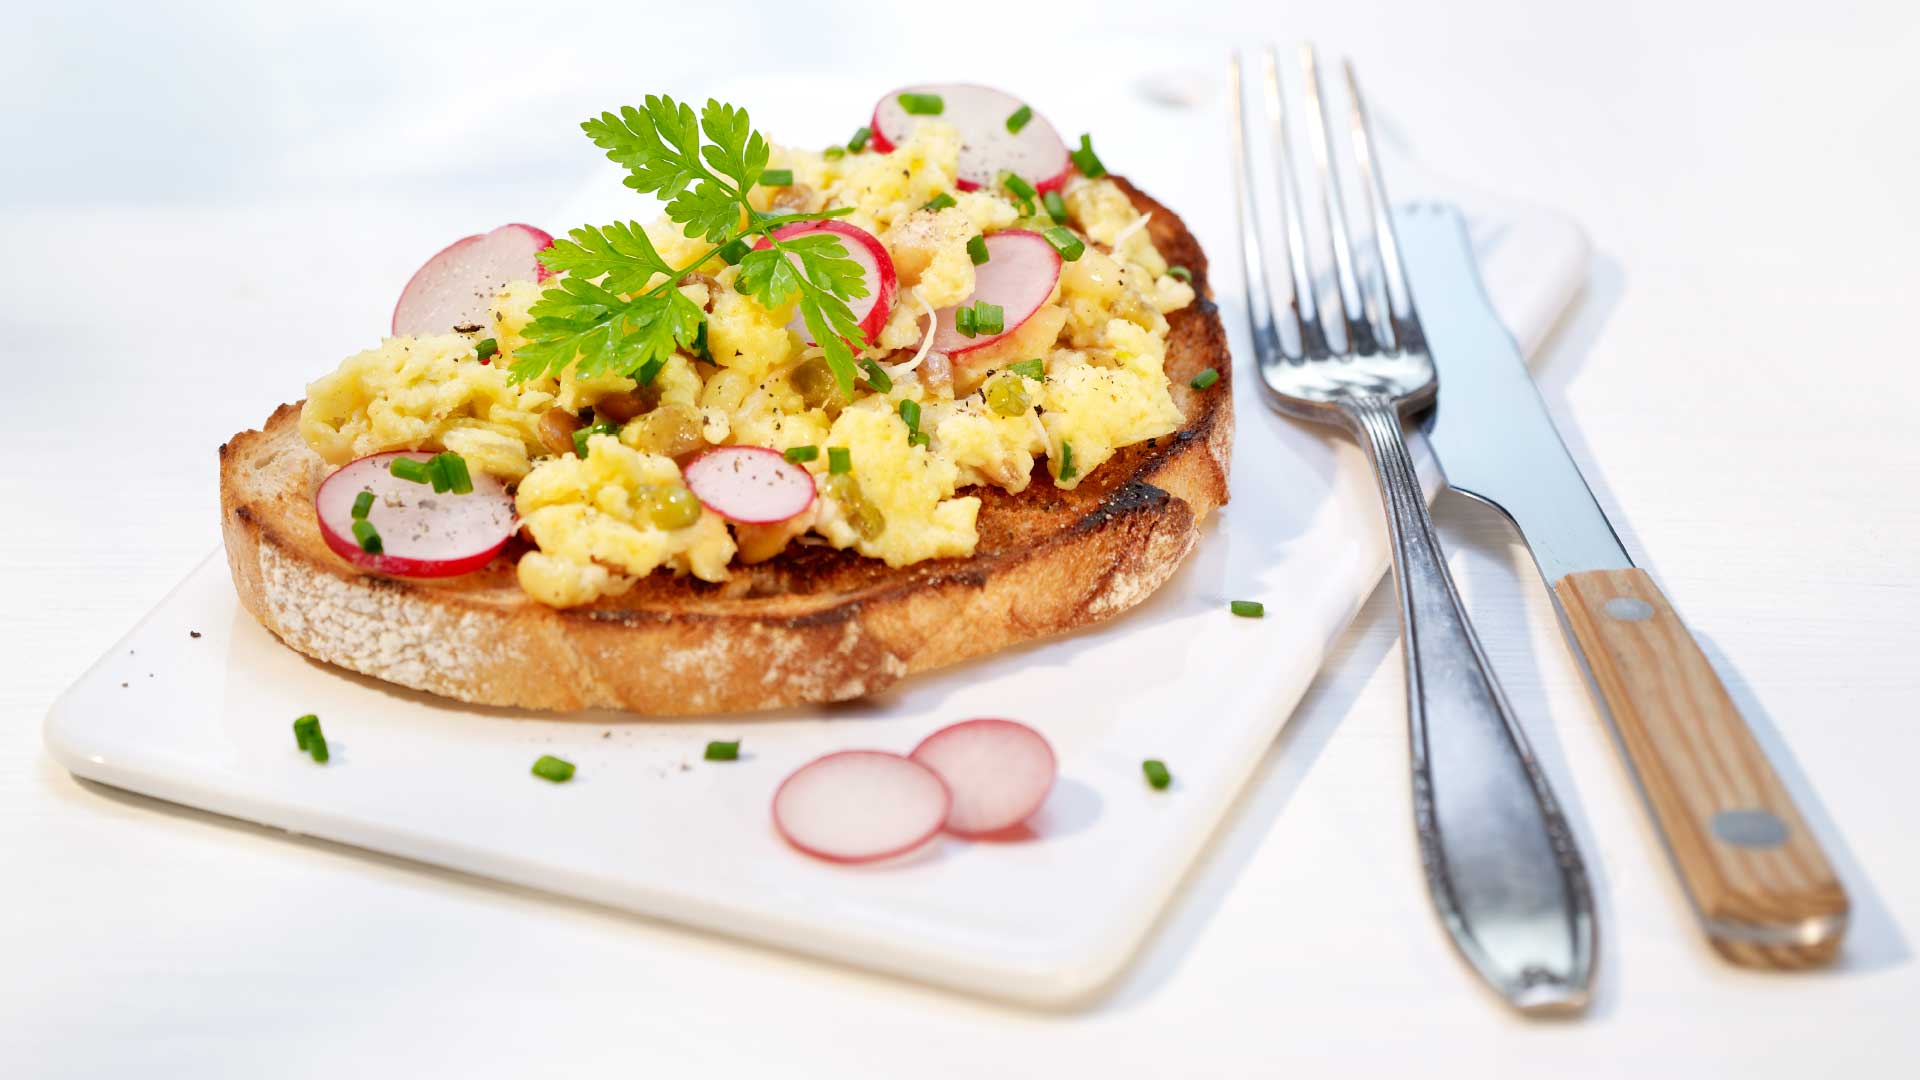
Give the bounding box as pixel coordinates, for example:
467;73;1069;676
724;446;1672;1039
1711;809;1790;848
1603;597;1654;621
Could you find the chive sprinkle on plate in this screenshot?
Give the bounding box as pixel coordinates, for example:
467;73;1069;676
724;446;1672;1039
532;755;576;783
1230;599;1265;618
292;714;328;764
1142;759;1172;790
704;740;741;762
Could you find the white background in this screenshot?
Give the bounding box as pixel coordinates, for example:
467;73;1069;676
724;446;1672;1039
6;0;1919;1075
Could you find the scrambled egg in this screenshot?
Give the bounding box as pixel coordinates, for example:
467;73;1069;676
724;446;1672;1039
300;117;1198;607
514;436;735;607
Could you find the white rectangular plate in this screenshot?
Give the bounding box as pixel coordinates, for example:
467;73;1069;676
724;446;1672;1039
44;64;1588;1006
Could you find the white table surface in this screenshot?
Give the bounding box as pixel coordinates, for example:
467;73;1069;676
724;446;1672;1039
6;1;1919;1075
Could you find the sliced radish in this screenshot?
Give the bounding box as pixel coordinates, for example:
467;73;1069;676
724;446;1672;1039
931;230;1062;356
870;85;1073;193
392;223;554;337
315;452;516;578
753;221;896;347
910;719;1057;837
683;446;816;525
772;751;952;864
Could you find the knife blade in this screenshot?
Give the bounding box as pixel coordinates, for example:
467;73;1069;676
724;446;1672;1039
1397;205;1850;967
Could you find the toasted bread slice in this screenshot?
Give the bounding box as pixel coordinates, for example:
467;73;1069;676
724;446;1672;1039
220;179;1233;715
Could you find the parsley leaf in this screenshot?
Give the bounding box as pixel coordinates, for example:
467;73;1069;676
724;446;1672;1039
697;99;768;194
737;234;871;394
524;94;878;393
585;101;702;198
536;222;678;296
510;280;702;385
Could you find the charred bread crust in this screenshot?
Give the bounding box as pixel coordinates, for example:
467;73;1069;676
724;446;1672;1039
219;179;1234;714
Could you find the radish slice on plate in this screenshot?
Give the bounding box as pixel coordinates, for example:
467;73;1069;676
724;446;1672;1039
392;223;554;337
315;452;516;578
930;230;1062;356
870;85;1072;193
773;751;952;864
910;719;1057;837
683;446;816;525
753;221;896;346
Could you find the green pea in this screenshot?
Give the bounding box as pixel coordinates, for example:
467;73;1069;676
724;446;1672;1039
789;357;845;410
826;474;886;540
640;484;703;530
986;374;1032;418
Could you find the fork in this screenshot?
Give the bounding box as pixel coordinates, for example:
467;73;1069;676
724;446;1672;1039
1229;46;1596;1014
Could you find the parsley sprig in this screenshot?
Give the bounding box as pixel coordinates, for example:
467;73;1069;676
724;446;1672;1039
512;97;872;393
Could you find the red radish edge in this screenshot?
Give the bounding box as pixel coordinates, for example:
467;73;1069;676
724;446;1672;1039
682;445;817;525
867;106;896;154
868;86;1074;194
391;223;555;337
932;229;1063;357
315;451;516;579
909;719;1057;837
772;751;952;864
753;220;896;346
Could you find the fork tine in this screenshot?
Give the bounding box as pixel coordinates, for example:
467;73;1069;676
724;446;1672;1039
1299;44;1380;356
1261;47;1329;359
1228;53;1289;372
1343;59;1424;353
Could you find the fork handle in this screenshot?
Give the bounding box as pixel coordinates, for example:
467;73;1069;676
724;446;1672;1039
1340;395;1596;1014
1555;568;1848;966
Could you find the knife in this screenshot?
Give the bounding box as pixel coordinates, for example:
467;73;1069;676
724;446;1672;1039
1396;205;1849;967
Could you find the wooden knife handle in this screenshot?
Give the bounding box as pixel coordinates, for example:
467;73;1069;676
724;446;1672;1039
1555;568;1848;967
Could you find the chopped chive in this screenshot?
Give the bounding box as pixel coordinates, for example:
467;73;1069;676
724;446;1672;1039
1001;172;1038;202
1007;358;1045;380
474;337;499;362
572;421;620;459
759;168;794;188
293;714;319;753
1190;367;1220;390
531;755;575;783
704;740;740;762
823;145;845;161
898;92;944;115
690;321;712;363
973;301;1004;337
425;454;453;493
955;305;977;337
1006;104;1033;133
636;354;668;385
784;444;819;464
1168;264;1193;282
717;238;752;265
1042;190;1068;224
350;490;375;520
1070;134;1107;178
1058;440;1077;481
897;398;921;432
433;452;473;495
389;456;430;484
848;126;872;152
1142;759;1171;790
1230;599;1265;618
351;519;382;554
1043;226;1085;262
909;431;931;448
859;358;893;392
828;446;851;475
921;192;956;212
966;235;990;265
